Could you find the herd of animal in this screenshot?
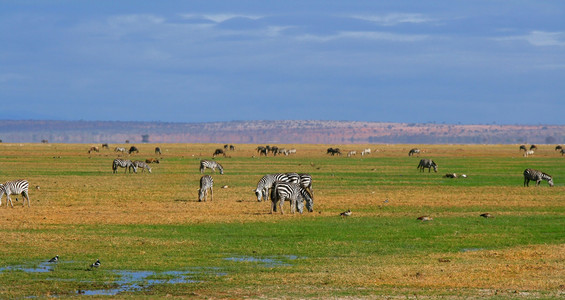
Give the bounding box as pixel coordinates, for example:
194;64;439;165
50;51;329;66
0;144;558;210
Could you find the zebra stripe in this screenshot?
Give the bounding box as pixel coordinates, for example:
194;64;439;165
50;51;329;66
132;161;152;173
112;159;137;173
198;175;214;201
270;181;313;214
523;169;554;187
0;179;30;207
298;173;313;195
417;159;437;172
255;173;290;202
199;160;224;174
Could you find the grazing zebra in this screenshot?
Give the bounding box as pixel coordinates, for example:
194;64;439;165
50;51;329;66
361;148;371;156
0;179;30;207
132;160;152;173
155;147;162;155
523;150;535;157
285;172;301;183
198;175;214;202
128;146;139;154
200;160;224;174
561;149;565;156
408;148;421;156
254;173;290;202
112;159;137;174
523;169;554;187
298;173;313;195
270;181;313;214
347;150;356;157
114;147;126;153
287;149;296;155
417;159;438;172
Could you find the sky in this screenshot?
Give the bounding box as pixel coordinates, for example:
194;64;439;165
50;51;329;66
1;1;564;124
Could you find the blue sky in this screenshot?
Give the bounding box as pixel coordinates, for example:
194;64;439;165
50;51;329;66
1;1;564;124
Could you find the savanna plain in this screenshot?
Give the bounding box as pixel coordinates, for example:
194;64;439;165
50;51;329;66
0;143;563;299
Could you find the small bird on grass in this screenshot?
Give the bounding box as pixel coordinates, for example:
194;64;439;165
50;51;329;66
90;259;101;268
417;216;433;221
48;255;59;263
480;213;493;218
340;209;352;217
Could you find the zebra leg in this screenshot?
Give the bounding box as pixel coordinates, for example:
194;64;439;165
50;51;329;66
210;186;213;201
524;178;528;187
22;191;30;207
279;196;285;214
7;194;14;208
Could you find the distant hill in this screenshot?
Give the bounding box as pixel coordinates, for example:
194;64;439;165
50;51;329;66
0;120;563;145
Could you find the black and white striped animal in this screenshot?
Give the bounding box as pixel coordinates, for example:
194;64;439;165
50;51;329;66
408;148;421;156
199;160;224;174
523;169;554;187
417;159;438;172
112;159;137;173
114;147;126;153
254;173;291;202
0;179;30;207
270;181;313;214
298;173;313;195
132;160;152;173
198;175;214;202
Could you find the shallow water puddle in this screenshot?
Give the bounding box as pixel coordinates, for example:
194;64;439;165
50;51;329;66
224;255;299;267
81;270;201;296
0;261;55;273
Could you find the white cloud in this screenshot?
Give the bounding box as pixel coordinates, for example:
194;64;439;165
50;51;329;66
297;31;428;42
180;13;263;23
350;13;435;26
497;31;565;47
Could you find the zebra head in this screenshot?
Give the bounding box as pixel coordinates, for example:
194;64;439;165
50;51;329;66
218;164;224;175
431;161;438;172
301;188;314;212
254;188;263;202
548;176;554;187
198;188;205;202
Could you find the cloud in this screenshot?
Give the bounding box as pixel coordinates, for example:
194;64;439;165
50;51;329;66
180;13;263;23
297;31;428;42
497;31;565;47
350;13;435;26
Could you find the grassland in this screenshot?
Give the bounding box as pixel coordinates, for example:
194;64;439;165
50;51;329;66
0;143;563;299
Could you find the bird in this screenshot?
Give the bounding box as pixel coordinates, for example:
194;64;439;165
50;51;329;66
480;213;493;218
340;210;352;217
48;255;59;263
90;259;101;268
417;216;433;221
222;185;229;189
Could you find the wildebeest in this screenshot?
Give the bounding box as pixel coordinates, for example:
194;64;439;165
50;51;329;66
408;148;421;156
555;145;562;151
530;144;537;151
155;147;161;155
128;146;139;154
327;148;341;156
88;146;99;153
229;145;235;151
102;143;109;149
519;145;527;152
417;159;438;172
213;148;226;157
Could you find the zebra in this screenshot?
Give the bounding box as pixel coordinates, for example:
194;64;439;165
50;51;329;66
361;148;371;156
112;159;137;173
0;179;30;207
132;160;152;173
114;147;126;153
408;148;421;156
287;149;296;155
347;150;356;157
270;181;313;214
417;159;438;172
523;150;535;157
254;173;290;202
200;160;224;174
523;169;554;187
198;175;214;201
285;172;301;183
155;147;162;155
298;173;313;195
561;149;565;156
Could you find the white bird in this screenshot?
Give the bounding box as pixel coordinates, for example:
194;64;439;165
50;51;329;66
90;259;101;268
340;210;352;217
417;216;433;221
48;255;59;263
